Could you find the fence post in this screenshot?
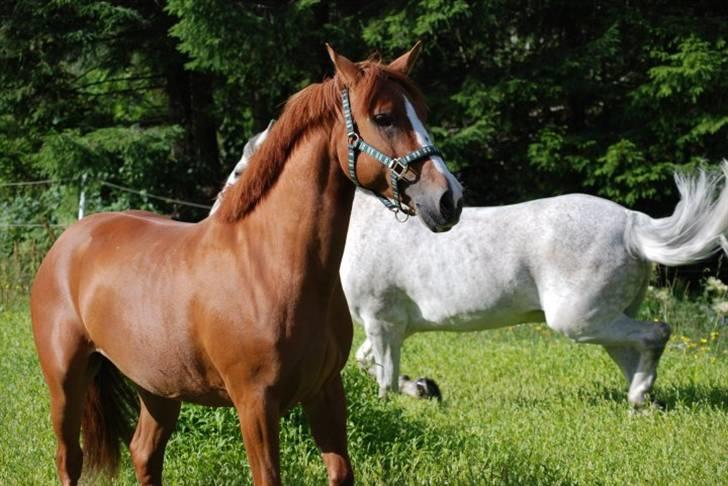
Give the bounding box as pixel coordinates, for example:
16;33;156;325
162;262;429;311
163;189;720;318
78;173;87;220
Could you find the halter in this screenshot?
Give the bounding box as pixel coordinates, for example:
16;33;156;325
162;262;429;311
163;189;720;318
342;87;442;216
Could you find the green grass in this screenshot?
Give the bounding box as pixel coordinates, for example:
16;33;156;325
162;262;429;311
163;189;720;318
1;289;727;485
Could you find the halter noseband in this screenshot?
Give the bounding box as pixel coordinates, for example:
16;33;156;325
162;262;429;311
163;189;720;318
342;87;442;216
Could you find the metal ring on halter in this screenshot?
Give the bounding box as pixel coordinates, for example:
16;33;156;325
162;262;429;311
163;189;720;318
347;132;360;146
393;208;410;222
390;158;409;178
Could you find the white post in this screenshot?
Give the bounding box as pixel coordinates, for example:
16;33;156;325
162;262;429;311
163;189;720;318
78;173;87;220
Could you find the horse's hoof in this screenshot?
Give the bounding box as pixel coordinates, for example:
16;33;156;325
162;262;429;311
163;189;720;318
651;399;666;411
415;377;442;401
629;399;666;416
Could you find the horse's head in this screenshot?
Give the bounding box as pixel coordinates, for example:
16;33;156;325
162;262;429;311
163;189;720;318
327;43;463;232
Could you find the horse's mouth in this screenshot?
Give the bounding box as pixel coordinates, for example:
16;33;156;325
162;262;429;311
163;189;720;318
415;202;458;233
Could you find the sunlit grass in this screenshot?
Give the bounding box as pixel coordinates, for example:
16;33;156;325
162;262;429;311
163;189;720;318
1;287;727;485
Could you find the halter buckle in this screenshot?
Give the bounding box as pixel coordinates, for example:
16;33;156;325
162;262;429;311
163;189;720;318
347;132;360;146
390;158;409;178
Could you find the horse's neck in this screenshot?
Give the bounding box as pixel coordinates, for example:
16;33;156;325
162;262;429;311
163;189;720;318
236;129;354;285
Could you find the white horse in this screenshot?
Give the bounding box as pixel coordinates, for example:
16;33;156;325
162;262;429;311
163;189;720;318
213;124;728;408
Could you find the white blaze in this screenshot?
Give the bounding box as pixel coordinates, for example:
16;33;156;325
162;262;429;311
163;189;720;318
403;96;463;200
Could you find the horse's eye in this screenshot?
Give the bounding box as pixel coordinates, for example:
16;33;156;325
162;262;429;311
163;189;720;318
373;113;394;127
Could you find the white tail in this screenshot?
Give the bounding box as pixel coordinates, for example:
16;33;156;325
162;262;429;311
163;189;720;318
625;161;728;266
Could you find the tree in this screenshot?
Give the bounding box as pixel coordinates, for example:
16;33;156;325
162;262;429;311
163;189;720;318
3;1;727;253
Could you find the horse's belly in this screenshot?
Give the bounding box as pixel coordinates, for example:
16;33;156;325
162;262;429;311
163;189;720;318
411;308;545;332
95;340;231;405
409;288;544;332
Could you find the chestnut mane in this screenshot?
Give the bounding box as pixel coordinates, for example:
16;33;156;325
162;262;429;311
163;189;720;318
216;59;426;222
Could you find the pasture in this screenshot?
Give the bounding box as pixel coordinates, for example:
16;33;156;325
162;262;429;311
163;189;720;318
1;283;726;485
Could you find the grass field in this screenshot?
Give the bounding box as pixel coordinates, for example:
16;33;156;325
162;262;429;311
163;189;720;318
1;285;727;485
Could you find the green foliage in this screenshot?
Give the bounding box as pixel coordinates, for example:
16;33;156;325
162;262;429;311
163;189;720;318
2;1;728;246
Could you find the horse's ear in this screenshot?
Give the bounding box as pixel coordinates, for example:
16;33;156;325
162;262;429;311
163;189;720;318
387;41;422;75
326;43;361;86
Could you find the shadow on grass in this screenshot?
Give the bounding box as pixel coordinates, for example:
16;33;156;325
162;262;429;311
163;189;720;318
658;384;728;410
582;383;728;410
340;367;580;485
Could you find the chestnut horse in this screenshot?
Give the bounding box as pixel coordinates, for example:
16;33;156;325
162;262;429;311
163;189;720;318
30;43;463;485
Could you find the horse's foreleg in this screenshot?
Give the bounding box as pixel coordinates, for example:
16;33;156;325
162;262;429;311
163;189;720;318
303;374;353;486
235;389;281;485
367;322;404;398
354;338;375;375
129;390;181;485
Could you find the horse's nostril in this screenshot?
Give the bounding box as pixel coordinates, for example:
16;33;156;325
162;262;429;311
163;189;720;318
439;189;455;220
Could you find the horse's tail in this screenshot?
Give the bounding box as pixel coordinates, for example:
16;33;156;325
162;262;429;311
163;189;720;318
81;356;139;477
625;161;728;266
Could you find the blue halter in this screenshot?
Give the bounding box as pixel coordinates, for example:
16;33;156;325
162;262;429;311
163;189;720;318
341;87;442;215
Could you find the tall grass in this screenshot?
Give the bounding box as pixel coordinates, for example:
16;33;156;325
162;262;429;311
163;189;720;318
0;235;56;307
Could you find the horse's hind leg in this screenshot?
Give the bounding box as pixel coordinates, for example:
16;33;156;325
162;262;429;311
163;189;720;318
129;390;181;485
602;319;671;407
33;319;94;486
549;310;671;408
604;334;670;407
603;285;670;407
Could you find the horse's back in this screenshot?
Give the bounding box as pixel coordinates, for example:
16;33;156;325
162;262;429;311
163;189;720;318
33;210;190;298
518;194;641;283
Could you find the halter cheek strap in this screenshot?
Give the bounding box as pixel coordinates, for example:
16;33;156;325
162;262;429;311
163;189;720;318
342;87;442;216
